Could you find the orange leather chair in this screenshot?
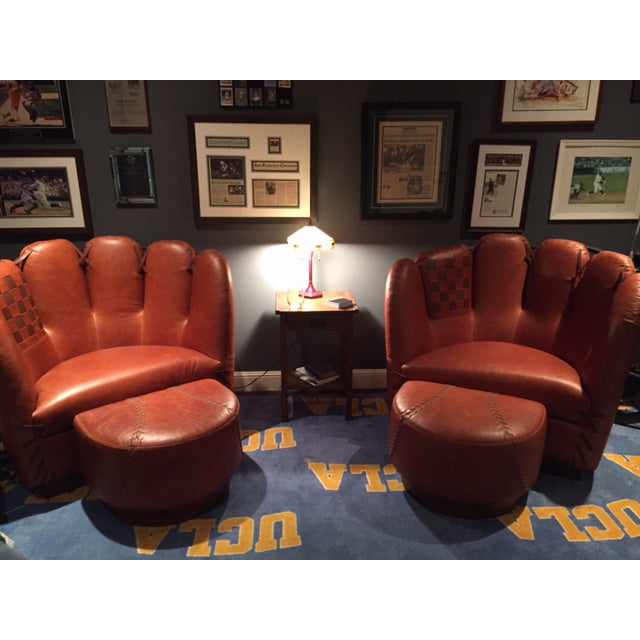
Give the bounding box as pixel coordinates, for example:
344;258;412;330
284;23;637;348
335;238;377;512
385;233;640;472
0;236;234;494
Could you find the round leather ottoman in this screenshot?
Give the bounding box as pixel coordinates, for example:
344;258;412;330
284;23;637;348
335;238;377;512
73;378;242;525
390;381;547;518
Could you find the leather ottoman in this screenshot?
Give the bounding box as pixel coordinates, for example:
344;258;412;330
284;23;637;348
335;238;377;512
390;381;547;518
73;379;242;525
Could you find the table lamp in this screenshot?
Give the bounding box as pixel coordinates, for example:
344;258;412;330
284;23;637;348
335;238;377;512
287;222;335;298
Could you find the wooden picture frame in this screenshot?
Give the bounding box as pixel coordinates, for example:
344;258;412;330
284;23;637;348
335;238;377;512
0;149;92;237
361;102;459;220
499;81;602;125
549;139;640;221
105;81;151;132
188;115;314;221
466;140;536;232
0;81;74;142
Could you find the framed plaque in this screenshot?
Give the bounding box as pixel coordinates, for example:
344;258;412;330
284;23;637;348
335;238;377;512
104;81;151;132
109;147;157;207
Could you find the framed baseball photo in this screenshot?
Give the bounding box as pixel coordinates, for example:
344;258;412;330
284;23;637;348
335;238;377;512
549;139;640;221
0;149;92;237
0;81;74;141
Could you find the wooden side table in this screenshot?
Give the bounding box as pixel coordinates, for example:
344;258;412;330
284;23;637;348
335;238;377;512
276;290;359;421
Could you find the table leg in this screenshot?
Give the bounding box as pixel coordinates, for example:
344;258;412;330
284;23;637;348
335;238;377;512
280;316;289;421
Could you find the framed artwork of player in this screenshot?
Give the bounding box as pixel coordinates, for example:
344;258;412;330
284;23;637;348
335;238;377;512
549;139;640;221
0;149;92;237
0;81;74;141
499;81;602;126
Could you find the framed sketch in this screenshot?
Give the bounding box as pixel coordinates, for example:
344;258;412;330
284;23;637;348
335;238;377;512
361;102;459;219
188;115;313;220
0;149;92;237
466;140;536;232
109;147;157;207
499;81;602;125
549;139;640;221
0;81;74;141
104;81;151;132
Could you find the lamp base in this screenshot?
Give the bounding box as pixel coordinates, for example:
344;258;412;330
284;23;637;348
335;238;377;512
300;282;322;298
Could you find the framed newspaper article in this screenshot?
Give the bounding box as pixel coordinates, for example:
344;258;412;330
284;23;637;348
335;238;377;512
0;149;92;238
549;139;640;221
104;81;151;132
188;115;314;221
499;81;602;125
361;102;459;219
466;140;536;232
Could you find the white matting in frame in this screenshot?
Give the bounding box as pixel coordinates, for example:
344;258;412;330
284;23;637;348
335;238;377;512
188;117;312;220
549;140;640;221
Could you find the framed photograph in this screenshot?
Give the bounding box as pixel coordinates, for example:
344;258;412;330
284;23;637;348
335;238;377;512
631;81;640;103
104;81;151;132
466;140;536;232
218;81;292;109
0;81;74;141
549;139;640;221
361;102;459;220
499;81;602;125
0;149;92;237
109;147;157;207
188;115;313;220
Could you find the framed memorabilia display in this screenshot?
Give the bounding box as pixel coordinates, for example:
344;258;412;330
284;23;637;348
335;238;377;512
0;149;92;237
188;115;313;220
361;102;459;220
104;81;151;132
466;140;536;232
0;81;74;141
499;81;602;125
549;139;640;221
109;147;157;207
219;81;293;108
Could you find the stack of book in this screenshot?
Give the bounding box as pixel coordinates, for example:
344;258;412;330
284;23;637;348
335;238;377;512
292;361;339;386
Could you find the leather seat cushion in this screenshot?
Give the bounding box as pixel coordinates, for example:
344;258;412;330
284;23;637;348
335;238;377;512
33;345;222;434
401;341;588;424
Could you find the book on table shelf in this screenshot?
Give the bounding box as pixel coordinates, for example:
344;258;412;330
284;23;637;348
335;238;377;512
326;297;354;309
293;362;339;386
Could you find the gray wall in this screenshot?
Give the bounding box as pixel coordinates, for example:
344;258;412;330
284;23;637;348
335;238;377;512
2;80;639;371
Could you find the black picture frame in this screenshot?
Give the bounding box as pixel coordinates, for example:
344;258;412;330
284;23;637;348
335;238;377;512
361;102;459;220
0;81;74;142
0;149;92;238
219;81;293;109
109;147;157;207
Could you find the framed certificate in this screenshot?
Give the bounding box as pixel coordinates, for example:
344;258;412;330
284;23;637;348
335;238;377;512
109;147;157;207
104;81;151;132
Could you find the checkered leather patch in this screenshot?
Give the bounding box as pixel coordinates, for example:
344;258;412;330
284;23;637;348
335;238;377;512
420;251;472;319
0;271;45;347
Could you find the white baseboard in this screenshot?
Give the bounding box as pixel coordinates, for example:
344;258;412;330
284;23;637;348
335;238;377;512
234;368;387;393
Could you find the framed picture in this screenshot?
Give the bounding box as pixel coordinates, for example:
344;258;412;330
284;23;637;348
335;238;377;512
218;81;292;109
0;81;74;141
549;139;640;221
104;81;151;132
109;147;157;207
188;115;313;220
466;140;536;232
0;149;92;237
499;81;602;125
361;102;459;220
631;81;640;103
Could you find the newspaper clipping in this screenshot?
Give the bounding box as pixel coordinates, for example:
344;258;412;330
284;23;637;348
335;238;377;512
208;156;246;206
376;120;442;204
253;179;299;208
480;153;522;218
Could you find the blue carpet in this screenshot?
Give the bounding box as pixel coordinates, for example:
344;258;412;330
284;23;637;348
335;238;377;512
1;392;640;560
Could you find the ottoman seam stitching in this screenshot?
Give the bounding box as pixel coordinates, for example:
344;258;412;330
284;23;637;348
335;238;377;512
486;393;528;493
173;386;236;416
390;385;452;457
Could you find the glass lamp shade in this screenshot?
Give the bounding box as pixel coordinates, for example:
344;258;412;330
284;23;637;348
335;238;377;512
286;224;334;298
